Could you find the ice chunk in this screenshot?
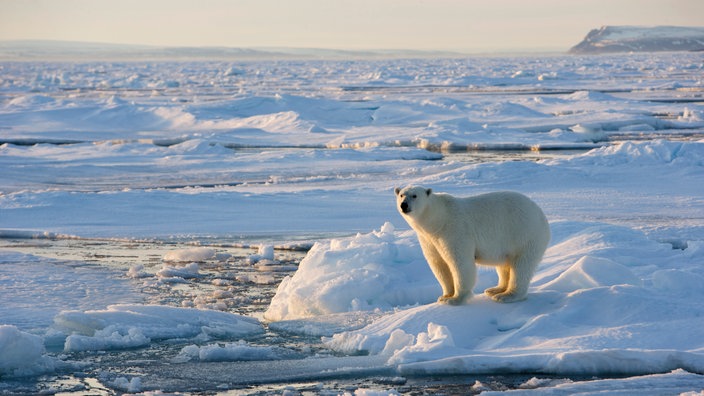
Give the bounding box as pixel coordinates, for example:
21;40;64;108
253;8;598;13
247;244;275;264
0;325;57;377
156;262;201;278
126;264;151;279
65;325;150;352
54;304;264;351
173;340;292;363
163;247;215;262
111;376;142;393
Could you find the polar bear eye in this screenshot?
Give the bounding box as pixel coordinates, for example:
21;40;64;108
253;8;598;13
412;194;417;199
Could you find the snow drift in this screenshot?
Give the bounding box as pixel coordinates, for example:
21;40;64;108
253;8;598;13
267;219;704;377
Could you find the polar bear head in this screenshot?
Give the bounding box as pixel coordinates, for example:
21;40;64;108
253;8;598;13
394;185;432;216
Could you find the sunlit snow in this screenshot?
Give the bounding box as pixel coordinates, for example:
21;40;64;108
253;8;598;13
1;52;703;394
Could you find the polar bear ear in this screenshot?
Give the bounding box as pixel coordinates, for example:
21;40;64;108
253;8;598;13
426;188;432;196
394;187;401;196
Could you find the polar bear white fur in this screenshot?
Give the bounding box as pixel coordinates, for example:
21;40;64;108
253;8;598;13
395;186;550;304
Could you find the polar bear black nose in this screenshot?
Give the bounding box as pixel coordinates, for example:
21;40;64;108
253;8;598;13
400;202;410;213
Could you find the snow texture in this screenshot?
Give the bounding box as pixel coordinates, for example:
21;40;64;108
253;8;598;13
53;304;264;352
1;53;703;393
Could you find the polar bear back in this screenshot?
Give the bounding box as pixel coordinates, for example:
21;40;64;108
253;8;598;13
426;191;549;260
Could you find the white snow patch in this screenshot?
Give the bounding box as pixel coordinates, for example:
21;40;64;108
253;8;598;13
53;304;264;351
173;340;290;363
482;369;704;395
163;247;216;262
264;222;438;321
156;262;201;279
265;221;704;376
0;325;59;377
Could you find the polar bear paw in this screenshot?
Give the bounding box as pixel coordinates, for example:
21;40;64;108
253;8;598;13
438;293;469;305
484;286;507;296
489;291;527;303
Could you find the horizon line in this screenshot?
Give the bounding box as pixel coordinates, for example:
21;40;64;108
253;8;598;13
0;39;568;56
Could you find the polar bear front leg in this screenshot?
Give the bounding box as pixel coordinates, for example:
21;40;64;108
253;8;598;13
418;235;454;302
438;240;476;305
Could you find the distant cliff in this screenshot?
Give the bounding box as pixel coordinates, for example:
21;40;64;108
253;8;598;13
569;26;704;54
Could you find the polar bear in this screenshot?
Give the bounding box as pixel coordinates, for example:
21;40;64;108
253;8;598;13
395;186;550;304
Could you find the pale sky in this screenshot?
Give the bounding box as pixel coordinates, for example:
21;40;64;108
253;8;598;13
1;0;702;52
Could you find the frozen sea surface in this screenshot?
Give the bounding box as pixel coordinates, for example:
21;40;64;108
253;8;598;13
1;53;703;394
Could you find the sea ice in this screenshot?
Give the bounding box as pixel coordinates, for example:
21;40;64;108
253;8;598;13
482;369;704;395
264;220;704;376
0;251;141;331
53;304;264;352
0;53;703;393
173;340;295;363
0;325;59;377
156;262;201;279
163;247;216;262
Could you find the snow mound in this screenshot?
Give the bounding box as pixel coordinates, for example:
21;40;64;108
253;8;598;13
482;369;704;395
264;222;438;321
570;140;704;166
541;255;641;292
264;223;440;321
264;221;704;376
54;304;264;351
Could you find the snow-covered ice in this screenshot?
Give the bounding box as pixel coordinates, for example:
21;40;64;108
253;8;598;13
0;251;142;331
262;207;704;383
162;246;215;262
55;304;264;352
1;52;703;393
265;222;437;320
319;222;704;376
173;340;300;363
0;325;62;377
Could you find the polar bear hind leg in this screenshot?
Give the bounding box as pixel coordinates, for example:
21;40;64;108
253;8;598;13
484;264;511;297
489;250;541;303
